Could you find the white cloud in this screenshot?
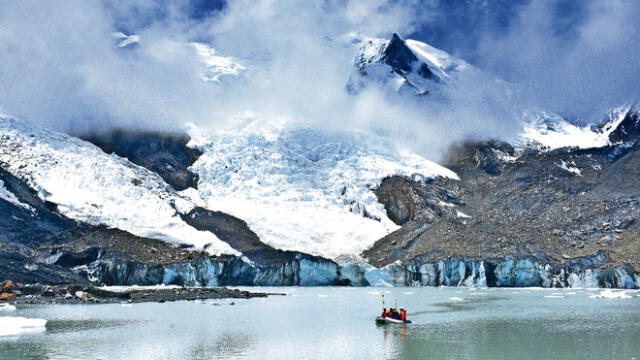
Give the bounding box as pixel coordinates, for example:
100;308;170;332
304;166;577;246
0;0;540;160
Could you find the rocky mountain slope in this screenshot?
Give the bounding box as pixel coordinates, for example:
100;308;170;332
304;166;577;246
364;107;640;288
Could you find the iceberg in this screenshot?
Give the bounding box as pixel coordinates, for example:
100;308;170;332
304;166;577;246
0;317;47;337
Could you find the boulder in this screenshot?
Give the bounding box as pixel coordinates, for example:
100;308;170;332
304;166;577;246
1;280;14;289
0;292;17;300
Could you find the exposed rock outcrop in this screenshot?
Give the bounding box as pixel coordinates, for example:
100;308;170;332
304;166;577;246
81;129;202;190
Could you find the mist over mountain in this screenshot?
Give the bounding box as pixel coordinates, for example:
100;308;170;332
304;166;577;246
1;0;638;156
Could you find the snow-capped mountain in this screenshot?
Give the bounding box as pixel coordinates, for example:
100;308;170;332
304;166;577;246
0;33;469;262
347;33;473;96
1;30;639;289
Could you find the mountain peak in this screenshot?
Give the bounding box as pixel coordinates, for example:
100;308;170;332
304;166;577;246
348;33;472;96
382;33;435;80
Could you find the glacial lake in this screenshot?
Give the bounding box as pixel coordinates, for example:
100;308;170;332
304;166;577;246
1;287;639;359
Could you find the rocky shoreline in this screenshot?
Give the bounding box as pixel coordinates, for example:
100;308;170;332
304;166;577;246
0;280;276;305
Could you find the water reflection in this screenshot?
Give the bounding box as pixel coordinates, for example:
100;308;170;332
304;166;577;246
188;332;254;359
45;319;132;334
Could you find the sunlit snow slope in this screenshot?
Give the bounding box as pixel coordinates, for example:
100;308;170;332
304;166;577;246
0;116;238;256
348;33;473;95
189;117;458;259
520;106;632;150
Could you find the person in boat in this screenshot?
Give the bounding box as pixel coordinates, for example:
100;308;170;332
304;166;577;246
400;308;407;321
390;309;401;320
381;308;388;318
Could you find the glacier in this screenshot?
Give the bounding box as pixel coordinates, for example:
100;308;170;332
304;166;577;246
188;117;458;259
0;116;238;256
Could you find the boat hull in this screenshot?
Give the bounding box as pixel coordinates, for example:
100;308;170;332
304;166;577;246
375;316;411;324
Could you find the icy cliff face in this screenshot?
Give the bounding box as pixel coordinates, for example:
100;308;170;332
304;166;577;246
74;249;639;289
0;117;238;256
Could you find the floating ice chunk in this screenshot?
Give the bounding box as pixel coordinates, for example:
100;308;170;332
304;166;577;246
449;297;464;301
544;295;564;298
317;294;329;298
403;292;414;295
0;304;16;312
589;290;631;299
0;317;47;337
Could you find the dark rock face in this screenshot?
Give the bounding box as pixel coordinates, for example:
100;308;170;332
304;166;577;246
180;207;351;285
0;169;88;284
181;207;277;261
374;176;462;225
81;129;202;190
609;107;640;143
0;169;75;246
365;138;640;280
382;33;436;81
446;140;516;176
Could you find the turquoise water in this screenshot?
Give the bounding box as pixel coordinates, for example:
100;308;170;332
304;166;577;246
1;287;639;359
